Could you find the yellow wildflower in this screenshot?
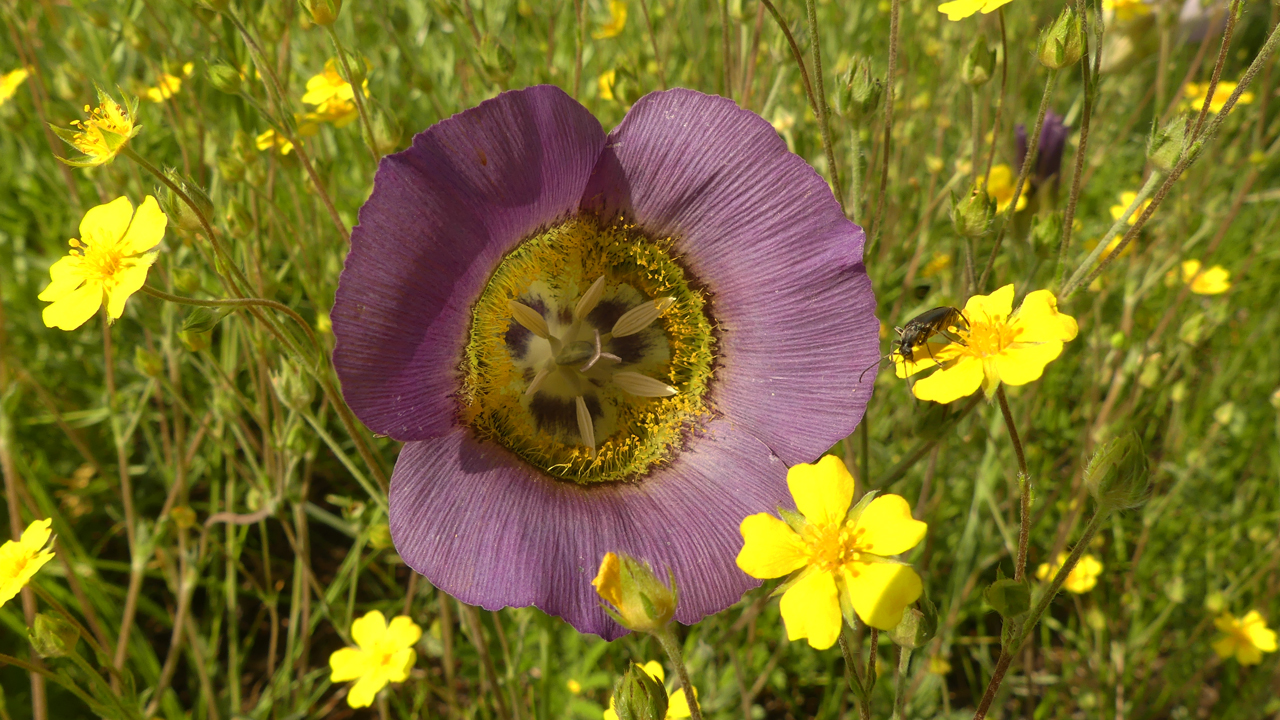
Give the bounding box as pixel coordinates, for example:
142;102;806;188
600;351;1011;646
737;455;927;649
895;285;1078;404
594;0;628;39
983;164;1029;213
39;196;167;331
567;679;583;695
329;610;421;708
1102;0;1152;21
1183;81;1253;115
0;68;29;106
51;89;142;167
937;0;1015;22
598;69;617;101
928;655;952;674
0;519;56;608
255;128;295;156
603;661;694;720
922;252;952;278
1213;611;1277;665
1179;259;1231;295
1035;552;1102;594
301;59;368;128
1109;190;1152;226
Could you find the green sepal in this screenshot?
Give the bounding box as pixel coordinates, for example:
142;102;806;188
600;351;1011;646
778;506;807;535
844;489;879;526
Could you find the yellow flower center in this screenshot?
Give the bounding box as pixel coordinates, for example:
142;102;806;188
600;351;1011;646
956;316;1019;358
71;239;129;283
805;523;868;575
70;101;134;158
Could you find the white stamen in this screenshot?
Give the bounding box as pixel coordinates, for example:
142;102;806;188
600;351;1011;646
611;297;676;337
508;300;550;339
574;276;607;320
575;396;596;456
580;330;622;372
612;372;678;397
525;367;551;396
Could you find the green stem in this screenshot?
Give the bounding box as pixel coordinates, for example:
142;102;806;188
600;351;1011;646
656;627;704;720
1057;0;1096;284
758;0;819;118
1061;170;1163;295
140;285;320;363
804;0;844;211
325;26;381;165
996;387;1031;581
890;645;913;720
982;9;1009;186
870;0;900;245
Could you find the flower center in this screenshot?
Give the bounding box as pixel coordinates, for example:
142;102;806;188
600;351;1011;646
959;316;1019;358
805;523;867;574
461;216;716;485
70;238;127;283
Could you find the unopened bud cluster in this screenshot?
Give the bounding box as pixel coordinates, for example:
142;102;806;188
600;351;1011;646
1038;7;1085;69
836;56;882;121
613;663;668;720
1085;431;1151;510
591;552;677;634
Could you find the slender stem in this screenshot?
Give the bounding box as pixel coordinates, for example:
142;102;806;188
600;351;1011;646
638;0;667;88
656;627;704;720
721;0;732;99
982;9;1009;186
870;0;900;244
838;626;866;696
977;70;1058;292
1061;170;1164;295
996;387;1031;581
1057;0;1096;283
971;85;982;179
890;645;913;720
573;0;584;99
804;0;844;211
971;507;1110;720
759;0;819;118
326;26;381;165
1190;0;1242;142
140;285;320;361
103;314;144;677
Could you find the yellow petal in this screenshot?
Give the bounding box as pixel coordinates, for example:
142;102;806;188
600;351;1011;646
329;647;370;682
38;256;87;302
980;0;1015;13
1010;290;1078;343
121;196;167;254
1243;612;1277;652
19;519;53;552
385;648;416;682
786;455;854;527
351;610;388;650
845;562;923;631
992;341;1063;386
1190;266;1231;295
640;660;664;683
1213;614;1237;634
937;0;985;21
854;495;926;557
346;672;387;708
79;196;134;244
737;513;807;579
964;284;1015;325
911;356;983;404
42;283;103;331
668;687;694;718
1211;635;1238;660
105;257;156;320
386;615;423;649
604;706;620;720
779;569;842;650
1237;643;1263;665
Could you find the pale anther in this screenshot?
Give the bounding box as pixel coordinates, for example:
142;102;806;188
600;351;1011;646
612;297;676;337
574;276;607;320
525;367;551;397
575;396;596;456
612;372;678;397
508;300;550;339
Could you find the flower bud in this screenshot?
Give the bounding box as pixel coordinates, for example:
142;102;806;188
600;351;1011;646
182;307;227;335
1147;116;1189;172
157;173;212;233
1030;212;1062;248
889;596;938;649
339;50;368;87
835;56;882;121
950;188;996;239
960;38;996;87
366;101;402;156
134;346;164;378
591;552;677;634
224;196;254;239
1084;431;1151;510
613;663;669;720
984;576;1031;619
207;62;243;95
299;0;342;26
1038;6;1086;69
480;39;517;83
271;358;315;411
29;613;79;658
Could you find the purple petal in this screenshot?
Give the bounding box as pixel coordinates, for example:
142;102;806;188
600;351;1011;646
388;420;790;639
333;85;606;440
583;88;879;465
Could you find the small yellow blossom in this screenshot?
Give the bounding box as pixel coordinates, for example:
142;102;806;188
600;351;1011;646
983;164;1029;213
1109;191;1152;226
141;65;192;104
937;0;1015;22
928;655;952;674
51;89;142;167
603;661;694;720
1177;259;1231;295
1102;0;1152;21
1183;81;1253;115
895;285;1079;404
922;252;952;278
0;519;56;608
40;196;167;331
567;678;583;695
255;128;295;156
737;455;927;649
593;0;628;39
1213;611;1277;665
329;610;422;708
301;59;368;128
598;70;617;101
0;68;29;106
1035;552;1102;594
1084;235;1134;264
